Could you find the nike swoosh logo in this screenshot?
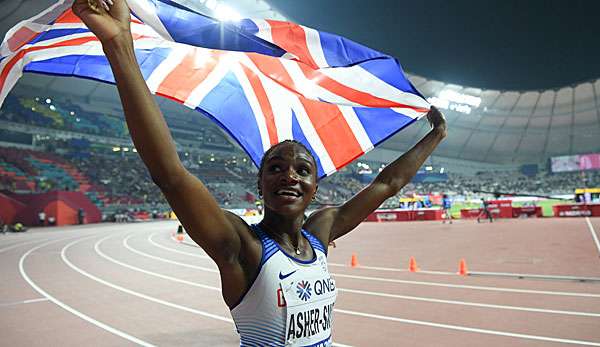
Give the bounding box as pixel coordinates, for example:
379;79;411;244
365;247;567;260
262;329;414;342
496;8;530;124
279;270;297;280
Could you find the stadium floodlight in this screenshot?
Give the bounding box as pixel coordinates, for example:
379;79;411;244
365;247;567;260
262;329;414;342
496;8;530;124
425;166;433;171
428;90;481;115
49;105;56;111
45;98;52;104
112;147;120;152
70;111;75;116
204;0;218;10
440;167;445;174
438;90;481;107
214;4;242;22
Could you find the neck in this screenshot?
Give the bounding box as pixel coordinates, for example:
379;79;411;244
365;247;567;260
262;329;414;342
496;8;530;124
260;210;305;248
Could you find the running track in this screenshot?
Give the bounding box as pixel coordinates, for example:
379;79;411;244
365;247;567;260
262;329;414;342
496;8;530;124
2;218;600;346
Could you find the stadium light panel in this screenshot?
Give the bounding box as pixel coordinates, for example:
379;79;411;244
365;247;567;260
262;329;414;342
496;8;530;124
49;105;56;111
112;147;120;152
45;98;52;104
205;0;217;10
214;4;242;22
425;166;433;171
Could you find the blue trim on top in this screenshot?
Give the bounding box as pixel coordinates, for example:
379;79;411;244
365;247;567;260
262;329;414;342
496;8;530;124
301;229;328;256
254;224;317;265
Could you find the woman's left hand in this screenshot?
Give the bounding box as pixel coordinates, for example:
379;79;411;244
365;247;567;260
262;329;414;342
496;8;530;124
426;106;447;136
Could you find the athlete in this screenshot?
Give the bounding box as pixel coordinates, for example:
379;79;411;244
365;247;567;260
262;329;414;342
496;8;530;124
73;0;447;345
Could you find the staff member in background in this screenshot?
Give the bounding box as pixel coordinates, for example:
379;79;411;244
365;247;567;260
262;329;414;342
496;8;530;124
442;194;452;224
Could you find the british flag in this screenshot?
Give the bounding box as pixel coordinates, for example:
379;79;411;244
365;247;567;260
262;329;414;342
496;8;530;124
0;0;430;178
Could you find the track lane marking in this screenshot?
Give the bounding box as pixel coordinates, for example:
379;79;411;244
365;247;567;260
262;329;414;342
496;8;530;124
333;273;600;298
62;237;230;322
0;238;53;253
154;230;600;298
121;231;600;346
124;234;218;272
113;233;600;317
335;309;600;346
0;298;49;307
18;235;155;347
74;233;354;347
585;217;600;257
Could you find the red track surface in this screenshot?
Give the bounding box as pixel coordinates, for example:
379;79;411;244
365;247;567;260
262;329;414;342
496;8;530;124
1;218;600;346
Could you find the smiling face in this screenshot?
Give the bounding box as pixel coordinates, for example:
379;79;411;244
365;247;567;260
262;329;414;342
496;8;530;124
258;141;318;217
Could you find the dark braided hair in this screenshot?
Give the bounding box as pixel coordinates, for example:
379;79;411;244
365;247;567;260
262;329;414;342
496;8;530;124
256;140;317;196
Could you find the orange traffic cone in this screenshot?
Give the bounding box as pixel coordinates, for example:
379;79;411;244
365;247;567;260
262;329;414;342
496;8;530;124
409;256;419;272
350;253;359;268
458;259;468;276
176;234;184;242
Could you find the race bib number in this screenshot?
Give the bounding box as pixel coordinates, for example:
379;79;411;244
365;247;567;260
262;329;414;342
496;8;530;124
281;275;336;346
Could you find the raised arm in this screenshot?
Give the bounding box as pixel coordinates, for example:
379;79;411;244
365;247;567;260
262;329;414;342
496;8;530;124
73;0;243;266
305;107;447;242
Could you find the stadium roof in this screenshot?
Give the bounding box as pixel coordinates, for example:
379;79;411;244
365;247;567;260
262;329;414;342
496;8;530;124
2;0;599;165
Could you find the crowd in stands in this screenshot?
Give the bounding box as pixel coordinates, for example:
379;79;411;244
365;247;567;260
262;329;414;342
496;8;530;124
3;141;600;216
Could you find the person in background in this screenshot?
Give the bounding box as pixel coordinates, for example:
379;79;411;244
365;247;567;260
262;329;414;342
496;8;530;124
78;208;85;225
442;194;452;224
477;198;494;223
38;210;46;226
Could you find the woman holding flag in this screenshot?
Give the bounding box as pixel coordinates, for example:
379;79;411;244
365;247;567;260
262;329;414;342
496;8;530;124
73;0;446;345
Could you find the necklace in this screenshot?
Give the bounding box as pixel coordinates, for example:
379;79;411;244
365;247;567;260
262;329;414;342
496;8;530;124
260;222;302;255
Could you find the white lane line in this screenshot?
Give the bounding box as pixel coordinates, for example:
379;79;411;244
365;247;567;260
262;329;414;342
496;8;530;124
123;234;218;272
19;235;155;347
78;231;355;347
149;232;209;259
130;231;600;346
96;234;220;292
0;298;49;307
62;237;230;322
585;217;600;257
335;309;600;346
329;262;453;275
337;288;600;317
155;231;600;299
0;238;52;253
127;233;600;317
333;273;600;298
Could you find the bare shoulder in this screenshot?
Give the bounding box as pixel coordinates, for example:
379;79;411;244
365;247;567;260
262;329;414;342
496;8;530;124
303;206;340;244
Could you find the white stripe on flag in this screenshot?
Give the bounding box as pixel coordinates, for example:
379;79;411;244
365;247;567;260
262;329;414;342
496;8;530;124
249;19;273;45
145;47;187;93
321;65;430;109
391;107;427;119
279;59;363;107
0;0;72;56
338;106;374;153
288;95;336;175
18;32;97;50
240;55;296;143
302;26;329;68
230;64;272;152
127;0;175;41
183;55;232;109
250;19;298;61
0;43;105;106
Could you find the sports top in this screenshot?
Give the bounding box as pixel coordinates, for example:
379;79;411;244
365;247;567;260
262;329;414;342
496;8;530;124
231;224;337;347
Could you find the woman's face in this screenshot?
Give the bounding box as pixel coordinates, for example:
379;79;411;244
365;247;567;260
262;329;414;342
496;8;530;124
259;142;318;216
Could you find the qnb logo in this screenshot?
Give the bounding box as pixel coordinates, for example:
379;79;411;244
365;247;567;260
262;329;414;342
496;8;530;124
296;280;312;301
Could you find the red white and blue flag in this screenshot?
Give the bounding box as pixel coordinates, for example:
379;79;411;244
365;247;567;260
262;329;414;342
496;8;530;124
0;0;430;178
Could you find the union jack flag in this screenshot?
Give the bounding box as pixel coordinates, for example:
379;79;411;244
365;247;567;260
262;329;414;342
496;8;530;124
0;0;430;178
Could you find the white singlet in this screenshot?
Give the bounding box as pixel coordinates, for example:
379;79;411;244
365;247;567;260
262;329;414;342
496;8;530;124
231;224;337;347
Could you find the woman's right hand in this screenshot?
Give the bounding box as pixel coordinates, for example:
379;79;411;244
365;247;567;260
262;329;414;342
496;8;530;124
72;0;132;45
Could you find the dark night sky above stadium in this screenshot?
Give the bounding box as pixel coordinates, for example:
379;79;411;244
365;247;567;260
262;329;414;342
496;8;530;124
270;0;600;91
